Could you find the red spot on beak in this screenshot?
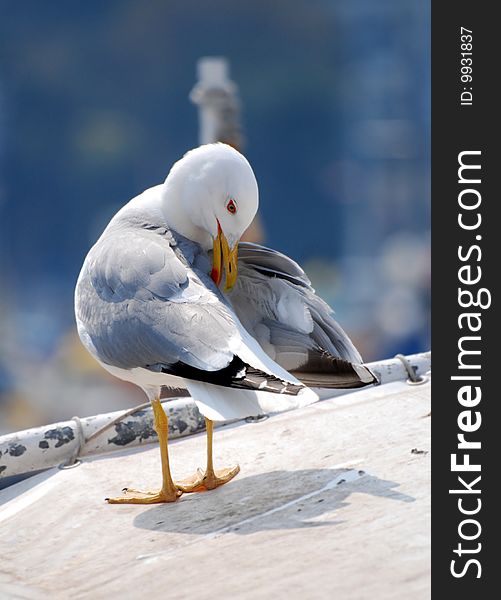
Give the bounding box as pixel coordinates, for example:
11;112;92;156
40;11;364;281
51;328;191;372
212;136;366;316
211;219;223;285
211;267;221;285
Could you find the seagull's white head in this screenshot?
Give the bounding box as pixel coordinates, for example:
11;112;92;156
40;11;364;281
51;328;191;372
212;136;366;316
162;143;259;291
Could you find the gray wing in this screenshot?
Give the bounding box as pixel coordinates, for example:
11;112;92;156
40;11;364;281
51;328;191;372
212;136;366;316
228;242;376;388
76;226;238;372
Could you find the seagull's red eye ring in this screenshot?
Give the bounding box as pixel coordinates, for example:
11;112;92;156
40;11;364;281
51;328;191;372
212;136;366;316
226;198;237;214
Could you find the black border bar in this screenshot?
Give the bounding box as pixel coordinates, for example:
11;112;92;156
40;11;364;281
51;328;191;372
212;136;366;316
432;1;498;595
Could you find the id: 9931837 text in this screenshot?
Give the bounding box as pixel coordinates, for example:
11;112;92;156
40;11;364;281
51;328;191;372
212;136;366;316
460;27;473;106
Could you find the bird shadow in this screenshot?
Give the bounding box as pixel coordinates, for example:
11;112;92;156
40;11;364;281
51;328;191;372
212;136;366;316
133;467;415;536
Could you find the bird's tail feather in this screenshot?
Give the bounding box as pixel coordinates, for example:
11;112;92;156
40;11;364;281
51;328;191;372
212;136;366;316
292;361;377;389
186;380;318;422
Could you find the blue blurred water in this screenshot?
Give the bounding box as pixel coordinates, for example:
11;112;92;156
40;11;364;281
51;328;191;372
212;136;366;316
0;0;430;431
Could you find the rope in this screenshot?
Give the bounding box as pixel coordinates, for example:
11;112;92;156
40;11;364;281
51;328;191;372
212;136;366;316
58;399;203;469
59;416;86;469
394;354;427;385
84;401;152;444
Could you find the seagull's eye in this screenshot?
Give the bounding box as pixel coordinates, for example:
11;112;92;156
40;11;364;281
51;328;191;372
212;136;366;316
226;199;237;214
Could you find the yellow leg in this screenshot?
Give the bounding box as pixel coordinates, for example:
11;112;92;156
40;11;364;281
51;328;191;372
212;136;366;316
177;418;240;493
106;397;182;504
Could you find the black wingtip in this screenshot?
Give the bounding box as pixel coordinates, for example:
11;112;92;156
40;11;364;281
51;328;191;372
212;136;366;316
154;355;303;396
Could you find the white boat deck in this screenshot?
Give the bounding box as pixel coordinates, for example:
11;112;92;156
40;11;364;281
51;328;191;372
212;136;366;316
0;377;430;600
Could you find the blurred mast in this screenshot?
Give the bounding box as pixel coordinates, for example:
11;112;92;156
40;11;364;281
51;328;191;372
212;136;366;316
190;57;243;149
190;57;263;243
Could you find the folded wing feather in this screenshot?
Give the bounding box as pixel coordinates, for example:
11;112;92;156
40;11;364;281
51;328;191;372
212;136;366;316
229;242;377;389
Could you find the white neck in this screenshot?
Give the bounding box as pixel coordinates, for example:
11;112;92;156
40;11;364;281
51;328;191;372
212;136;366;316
160;179;213;250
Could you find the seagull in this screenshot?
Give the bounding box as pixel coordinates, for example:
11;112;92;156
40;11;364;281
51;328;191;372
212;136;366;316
75;143;376;504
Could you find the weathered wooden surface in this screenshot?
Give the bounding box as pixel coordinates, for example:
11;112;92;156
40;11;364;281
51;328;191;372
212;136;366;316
0;378;430;600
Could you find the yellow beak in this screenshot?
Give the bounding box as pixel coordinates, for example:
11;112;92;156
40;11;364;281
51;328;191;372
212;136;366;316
211;224;238;291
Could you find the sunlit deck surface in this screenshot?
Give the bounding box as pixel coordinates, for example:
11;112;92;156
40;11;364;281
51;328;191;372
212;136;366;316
0;378;430;599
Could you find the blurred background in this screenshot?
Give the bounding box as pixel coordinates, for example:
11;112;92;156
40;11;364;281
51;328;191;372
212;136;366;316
0;0;430;434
